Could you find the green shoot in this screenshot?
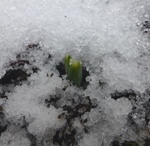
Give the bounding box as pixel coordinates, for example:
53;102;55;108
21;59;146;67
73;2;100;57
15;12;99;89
65;54;82;87
65;54;71;74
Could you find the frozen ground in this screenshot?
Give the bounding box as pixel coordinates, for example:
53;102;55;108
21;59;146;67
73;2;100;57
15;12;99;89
0;0;150;146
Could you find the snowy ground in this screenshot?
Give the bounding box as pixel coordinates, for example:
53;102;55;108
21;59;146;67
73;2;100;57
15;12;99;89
0;0;150;146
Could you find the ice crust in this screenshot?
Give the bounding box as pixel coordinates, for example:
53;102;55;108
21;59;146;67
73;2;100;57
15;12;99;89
0;0;150;145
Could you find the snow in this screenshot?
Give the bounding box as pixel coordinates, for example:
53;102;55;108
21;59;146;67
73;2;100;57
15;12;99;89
0;0;150;145
0;125;31;146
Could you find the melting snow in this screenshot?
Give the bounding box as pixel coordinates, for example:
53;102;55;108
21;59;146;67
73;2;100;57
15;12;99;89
0;0;150;146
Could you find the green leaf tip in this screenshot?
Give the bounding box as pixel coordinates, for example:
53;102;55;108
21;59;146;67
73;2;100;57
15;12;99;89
65;54;71;74
64;54;82;87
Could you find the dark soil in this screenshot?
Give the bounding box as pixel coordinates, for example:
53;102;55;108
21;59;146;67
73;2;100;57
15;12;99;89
110;89;136;100
45;90;97;146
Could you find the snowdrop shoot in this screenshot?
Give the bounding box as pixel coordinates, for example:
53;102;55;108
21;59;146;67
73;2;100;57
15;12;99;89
65;54;82;87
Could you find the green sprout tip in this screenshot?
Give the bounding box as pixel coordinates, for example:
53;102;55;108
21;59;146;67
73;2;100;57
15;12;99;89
65;54;82;87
